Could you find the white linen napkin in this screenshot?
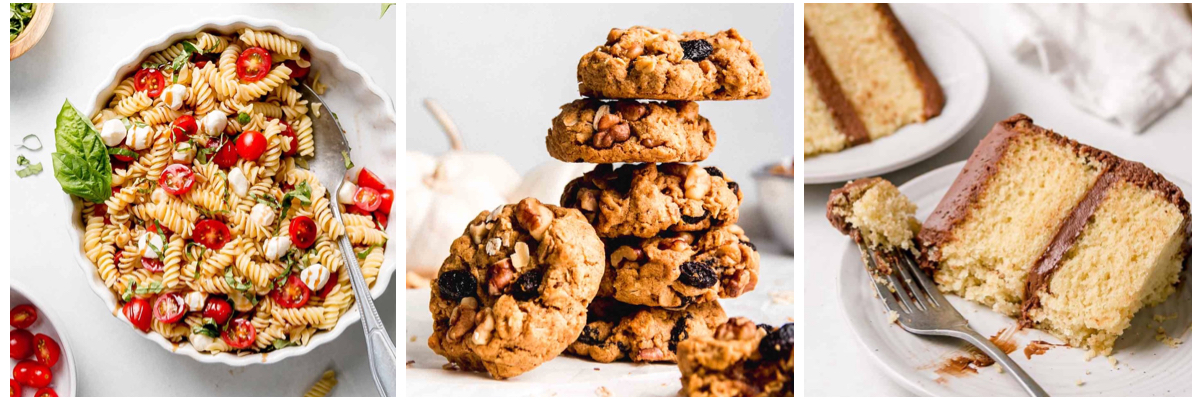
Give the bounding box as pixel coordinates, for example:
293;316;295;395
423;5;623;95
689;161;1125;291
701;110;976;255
1002;3;1191;133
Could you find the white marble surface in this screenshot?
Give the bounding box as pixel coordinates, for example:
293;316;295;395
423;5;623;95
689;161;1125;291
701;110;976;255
803;3;1192;396
9;4;396;396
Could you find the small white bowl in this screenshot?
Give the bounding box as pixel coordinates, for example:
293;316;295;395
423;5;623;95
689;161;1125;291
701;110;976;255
753;163;795;252
10;281;77;397
63;17;397;366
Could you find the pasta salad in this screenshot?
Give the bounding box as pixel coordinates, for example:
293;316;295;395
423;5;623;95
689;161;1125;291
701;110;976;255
61;29;393;355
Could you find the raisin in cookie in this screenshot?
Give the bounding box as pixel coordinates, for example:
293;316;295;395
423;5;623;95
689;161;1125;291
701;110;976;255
598;225;759;309
568;298;727;363
561;163;742;238
428;198;605;379
577;26;771;101
547;98;716;164
677;317;795;397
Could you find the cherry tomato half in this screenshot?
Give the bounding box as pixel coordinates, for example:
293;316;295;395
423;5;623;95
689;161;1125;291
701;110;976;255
153;293;186;324
271;275;312;309
288;216;318;249
32;334;60;368
193;220;232;250
141;256;164;273
159;164;196;195
11;304;38;329
235;130;267;161
373;211;389;230
283;50;311;79
11;379;20;397
377;189;394;216
221;318;257;350
13;360;52;389
352;187;382;212
208;139;239;169
171;115;198;142
134;68;167;98
202;297;233;326
122;297;153;333
34;387;57;397
356;167;387;191
236;47;273;82
11;329;34;360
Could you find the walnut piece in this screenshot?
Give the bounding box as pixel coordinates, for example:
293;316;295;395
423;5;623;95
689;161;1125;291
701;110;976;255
511;242;531;271
609;246;644;267
446;297;479;341
713;317;757;341
616;101;647;121
487;258;515;296
485;237;502;256
515;198;554;241
638;347;667;361
657;238;689;252
577;188;599;212
472;311;495;345
684;165;711;200
468;222;488;245
592;112;631;149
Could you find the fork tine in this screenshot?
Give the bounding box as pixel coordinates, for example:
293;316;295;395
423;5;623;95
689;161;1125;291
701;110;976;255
893;253;931;310
902;252;948;307
858;243;903;314
885;272;920;312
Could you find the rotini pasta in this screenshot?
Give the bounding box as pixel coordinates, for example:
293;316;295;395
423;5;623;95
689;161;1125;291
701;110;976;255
80;30;389;357
303;370;337;397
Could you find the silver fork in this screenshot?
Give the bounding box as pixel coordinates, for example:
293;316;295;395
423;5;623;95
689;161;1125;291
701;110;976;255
857;243;1049;397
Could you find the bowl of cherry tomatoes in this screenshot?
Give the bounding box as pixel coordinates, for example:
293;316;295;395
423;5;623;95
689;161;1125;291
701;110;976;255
10;282;75;397
61;18;397;365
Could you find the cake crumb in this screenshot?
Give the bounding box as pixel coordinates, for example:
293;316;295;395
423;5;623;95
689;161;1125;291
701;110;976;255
887;310;900;323
996;365;1004;374
769;291;794;304
1075;379;1085;387
1153;313;1178;323
1155;327;1183;348
1085;370;1091;375
595;386;613;397
1107;356;1118;368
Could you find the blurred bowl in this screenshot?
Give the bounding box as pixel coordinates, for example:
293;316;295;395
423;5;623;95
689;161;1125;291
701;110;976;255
10;3;54;60
753;163;795;252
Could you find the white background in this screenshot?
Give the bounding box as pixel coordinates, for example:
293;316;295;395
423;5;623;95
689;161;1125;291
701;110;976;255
8;3;396;396
803;3;1192;396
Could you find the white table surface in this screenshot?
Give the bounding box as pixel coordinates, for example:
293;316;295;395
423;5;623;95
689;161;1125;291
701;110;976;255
9;4;396;396
802;3;1192;396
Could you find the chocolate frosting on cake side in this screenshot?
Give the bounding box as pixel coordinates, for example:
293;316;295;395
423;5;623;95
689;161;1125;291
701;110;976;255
804;25;870;146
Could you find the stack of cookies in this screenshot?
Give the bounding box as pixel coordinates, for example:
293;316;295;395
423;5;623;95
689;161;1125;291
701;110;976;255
549;26;770;364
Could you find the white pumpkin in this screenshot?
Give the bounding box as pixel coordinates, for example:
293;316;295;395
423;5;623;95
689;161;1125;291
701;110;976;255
508;160;596;206
406;103;521;277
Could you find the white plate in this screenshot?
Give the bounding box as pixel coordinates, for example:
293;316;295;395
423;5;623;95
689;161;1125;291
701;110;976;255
836;161;1192;396
63;18;397;366
804;4;989;184
11;282;78;397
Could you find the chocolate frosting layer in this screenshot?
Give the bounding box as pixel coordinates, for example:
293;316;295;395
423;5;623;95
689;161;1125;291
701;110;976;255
804;25;870;146
875;3;945;120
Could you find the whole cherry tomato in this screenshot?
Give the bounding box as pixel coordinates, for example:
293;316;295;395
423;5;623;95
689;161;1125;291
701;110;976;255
12;360;51;388
235;130;267;161
171;115;198;142
202;297;233;326
11;329;34;360
122;297;153;333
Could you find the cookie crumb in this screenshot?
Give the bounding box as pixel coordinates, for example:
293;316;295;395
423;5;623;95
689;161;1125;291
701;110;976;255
596;386;613;397
409;335;417;342
887;310;899;323
768;291;794;304
593;368;600;371
1075;379;1084;387
406;360;415;368
442;362;461;371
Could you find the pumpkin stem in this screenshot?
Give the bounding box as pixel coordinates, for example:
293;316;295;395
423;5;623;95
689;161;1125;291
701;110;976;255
423;98;463;151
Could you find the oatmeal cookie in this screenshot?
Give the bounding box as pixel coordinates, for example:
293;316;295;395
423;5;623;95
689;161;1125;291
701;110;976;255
560;163;743;238
547;98;716;164
598;225;759;309
428;198;605;379
677;317;794;397
577;26;771;101
567;298;727;363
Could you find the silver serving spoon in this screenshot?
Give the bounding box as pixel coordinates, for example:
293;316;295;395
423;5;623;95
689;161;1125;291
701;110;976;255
298;83;396;397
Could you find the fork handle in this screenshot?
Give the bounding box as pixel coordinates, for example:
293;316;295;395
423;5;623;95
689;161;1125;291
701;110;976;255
948;330;1049;397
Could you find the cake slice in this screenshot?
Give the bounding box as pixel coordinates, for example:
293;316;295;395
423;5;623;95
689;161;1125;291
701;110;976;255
804;3;944;158
920;114;1191;358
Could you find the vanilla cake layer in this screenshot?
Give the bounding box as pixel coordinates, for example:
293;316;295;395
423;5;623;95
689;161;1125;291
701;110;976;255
920;114;1191;357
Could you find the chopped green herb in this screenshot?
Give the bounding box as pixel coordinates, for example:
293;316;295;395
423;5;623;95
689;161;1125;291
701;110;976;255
381;3;395;18
15;155;42;178
356;244;378;259
10;4;34;42
17;134;42;151
341;151;354;169
108;147;139;160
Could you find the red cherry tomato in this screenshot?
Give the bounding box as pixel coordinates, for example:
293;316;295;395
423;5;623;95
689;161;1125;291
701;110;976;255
236;47;273;82
146;221;172;236
352;187;382;212
377;189;394;216
134;68;167;98
344;204;370;216
11;329;34;360
373;211;389;230
193;220;232;250
316;276;337;298
122;297;153;333
221;318;257;349
13;361;51;388
271;275;312;309
171;115;198;142
277;119;298;156
235;130;267;161
153;293;186;324
112;144;135;163
288;216;318;249
202;297;233;326
207;139;238;168
356;168;387;191
34;387;57;397
32;334;60;368
11;304;38;329
283;50;311;79
11;379;20;397
159;164;196;195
